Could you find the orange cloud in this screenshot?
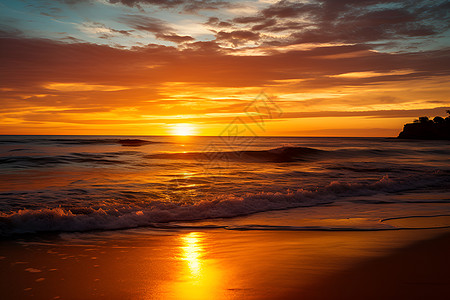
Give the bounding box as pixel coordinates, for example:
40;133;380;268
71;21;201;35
44;83;130;92
1;33;449;136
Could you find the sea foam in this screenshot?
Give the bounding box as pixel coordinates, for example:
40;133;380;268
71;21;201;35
1;172;448;236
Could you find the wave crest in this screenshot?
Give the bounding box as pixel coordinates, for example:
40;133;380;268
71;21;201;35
1;173;447;236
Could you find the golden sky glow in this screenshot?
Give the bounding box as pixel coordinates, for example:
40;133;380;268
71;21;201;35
0;0;449;136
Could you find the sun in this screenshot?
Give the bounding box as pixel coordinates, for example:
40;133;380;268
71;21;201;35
171;123;196;136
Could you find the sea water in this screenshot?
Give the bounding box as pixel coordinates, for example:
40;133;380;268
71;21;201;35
0;136;449;236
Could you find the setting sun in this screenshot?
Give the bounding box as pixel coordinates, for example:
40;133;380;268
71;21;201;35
171;123;197;136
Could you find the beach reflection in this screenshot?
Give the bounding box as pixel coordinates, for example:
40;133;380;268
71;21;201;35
180;232;203;279
172;232;223;299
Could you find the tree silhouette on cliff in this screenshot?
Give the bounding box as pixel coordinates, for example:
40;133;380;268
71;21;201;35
398;111;450;139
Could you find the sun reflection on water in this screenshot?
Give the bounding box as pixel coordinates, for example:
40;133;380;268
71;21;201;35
170;232;225;299
180;232;203;279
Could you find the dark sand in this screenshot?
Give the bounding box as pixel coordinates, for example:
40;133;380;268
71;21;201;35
296;231;450;300
0;228;449;299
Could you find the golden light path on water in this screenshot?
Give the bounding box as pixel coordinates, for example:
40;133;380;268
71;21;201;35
181;232;203;278
172;232;224;300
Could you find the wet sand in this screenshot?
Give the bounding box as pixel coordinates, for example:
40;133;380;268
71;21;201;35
0;227;449;299
297;231;450;300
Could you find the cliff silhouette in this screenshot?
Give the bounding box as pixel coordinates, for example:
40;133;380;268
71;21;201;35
398;111;450;140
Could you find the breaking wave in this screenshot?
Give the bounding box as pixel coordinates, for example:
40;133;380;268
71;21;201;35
1;173;448;236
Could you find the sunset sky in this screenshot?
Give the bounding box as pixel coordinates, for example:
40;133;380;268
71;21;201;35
1;0;449;136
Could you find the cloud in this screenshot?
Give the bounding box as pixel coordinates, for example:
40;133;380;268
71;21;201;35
216;30;261;46
279;107;450;120
329;69;415;79
233;16;267;24
77;22;132;39
222;0;450;48
156;33;194;43
119;15;194;43
261;0;318;19
119;15;171;34
43;83;129;92
251;19;277;31
205;17;232;27
2;34;450;91
107;0;232;12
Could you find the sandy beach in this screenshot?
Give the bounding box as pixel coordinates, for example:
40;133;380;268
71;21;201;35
1;226;448;300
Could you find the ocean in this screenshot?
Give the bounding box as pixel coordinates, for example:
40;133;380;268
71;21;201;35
1;135;449;236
